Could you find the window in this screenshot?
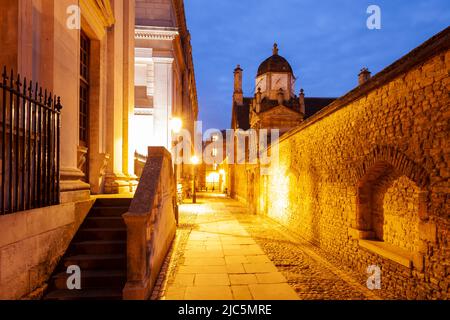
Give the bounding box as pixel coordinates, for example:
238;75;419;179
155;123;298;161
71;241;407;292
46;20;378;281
79;31;90;145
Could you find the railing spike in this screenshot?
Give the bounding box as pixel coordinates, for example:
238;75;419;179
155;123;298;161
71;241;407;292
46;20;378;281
16;73;22;90
28;79;33;97
56;96;63;111
2;66;7;82
1;65;61;215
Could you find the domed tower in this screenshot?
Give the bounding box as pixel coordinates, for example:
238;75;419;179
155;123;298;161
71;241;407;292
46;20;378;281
255;44;295;101
231;43;336;135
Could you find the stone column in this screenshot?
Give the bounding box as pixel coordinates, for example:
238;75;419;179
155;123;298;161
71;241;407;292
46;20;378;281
152;56;174;150
122;0;138;191
88;37;109;195
55;0;91;202
104;0;128;194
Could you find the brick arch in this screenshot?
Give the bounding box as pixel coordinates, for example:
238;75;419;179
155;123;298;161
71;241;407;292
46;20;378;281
355;146;429;189
354;146;430;238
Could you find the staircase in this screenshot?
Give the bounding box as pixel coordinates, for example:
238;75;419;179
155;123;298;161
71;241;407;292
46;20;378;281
43;198;132;300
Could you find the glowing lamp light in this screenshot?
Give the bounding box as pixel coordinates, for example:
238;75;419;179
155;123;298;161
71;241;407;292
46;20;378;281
191;155;200;165
219;169;225;175
206;172;220;183
170;118;183;134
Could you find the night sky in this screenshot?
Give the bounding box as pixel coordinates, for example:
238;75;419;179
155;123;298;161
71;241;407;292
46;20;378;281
184;0;450;131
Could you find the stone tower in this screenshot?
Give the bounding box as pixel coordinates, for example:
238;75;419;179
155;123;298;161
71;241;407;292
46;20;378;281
231;43;336;135
255;43;295;101
233;65;244;105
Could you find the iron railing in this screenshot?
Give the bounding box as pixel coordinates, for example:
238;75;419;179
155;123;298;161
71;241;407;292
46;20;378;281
0;67;62;215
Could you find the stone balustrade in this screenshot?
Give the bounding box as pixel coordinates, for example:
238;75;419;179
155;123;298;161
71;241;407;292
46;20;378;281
123;147;177;300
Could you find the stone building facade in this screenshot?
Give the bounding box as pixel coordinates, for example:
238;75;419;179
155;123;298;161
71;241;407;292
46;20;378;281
0;0;136;299
230;28;450;299
133;0;198;174
231;44;335;135
230;44;335;206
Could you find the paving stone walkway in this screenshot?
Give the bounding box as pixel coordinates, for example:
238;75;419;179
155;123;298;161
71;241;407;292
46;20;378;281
152;193;380;300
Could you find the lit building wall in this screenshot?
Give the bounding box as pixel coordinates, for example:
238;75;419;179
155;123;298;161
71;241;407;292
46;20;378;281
0;0;137;299
230;35;450;299
133;0;199;183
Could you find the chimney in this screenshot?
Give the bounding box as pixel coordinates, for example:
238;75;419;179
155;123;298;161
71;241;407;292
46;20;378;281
255;88;262;113
233;65;243;105
358;67;371;85
299;89;306;116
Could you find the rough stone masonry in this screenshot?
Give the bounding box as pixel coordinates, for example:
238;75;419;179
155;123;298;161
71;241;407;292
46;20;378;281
231;27;450;299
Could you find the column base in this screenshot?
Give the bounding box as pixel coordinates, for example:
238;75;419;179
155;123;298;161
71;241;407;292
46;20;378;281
126;174;139;193
60;167;91;203
89;153;111;195
104;172;134;194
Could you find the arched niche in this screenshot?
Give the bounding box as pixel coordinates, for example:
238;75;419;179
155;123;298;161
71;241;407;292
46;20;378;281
349;147;433;269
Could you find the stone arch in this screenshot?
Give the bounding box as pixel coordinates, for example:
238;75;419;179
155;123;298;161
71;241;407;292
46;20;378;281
354;146;429;189
354;147;430;251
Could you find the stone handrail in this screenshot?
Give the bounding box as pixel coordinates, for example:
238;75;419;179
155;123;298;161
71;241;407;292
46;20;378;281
122;147;177;300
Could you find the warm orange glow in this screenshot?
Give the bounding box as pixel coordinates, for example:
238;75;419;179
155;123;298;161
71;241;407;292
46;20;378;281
269;167;290;223
191;155;200;165
170;117;183;134
206;172;220;183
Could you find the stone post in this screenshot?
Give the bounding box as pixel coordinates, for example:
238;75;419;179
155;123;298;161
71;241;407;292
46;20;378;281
122;213;150;300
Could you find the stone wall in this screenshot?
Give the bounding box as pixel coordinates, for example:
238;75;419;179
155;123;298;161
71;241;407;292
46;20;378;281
380;176;420;253
123;147;177;300
231;28;450;299
0;200;94;299
135;0;176;27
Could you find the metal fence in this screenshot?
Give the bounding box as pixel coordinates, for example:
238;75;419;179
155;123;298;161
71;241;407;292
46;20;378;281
0;67;62;215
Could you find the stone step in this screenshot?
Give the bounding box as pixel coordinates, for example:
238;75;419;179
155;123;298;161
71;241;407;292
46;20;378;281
89;207;129;217
43;198;130;300
94;198;132;208
75;228;127;241
62;254;126;270
70;240;126;255
50;270;126;290
83;216;126;229
44;288;123;301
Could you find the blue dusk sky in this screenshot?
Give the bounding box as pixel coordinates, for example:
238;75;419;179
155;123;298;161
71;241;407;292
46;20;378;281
184;0;450;131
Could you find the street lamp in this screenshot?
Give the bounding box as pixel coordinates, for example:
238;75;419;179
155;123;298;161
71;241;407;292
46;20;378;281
170;118;183;134
171;117;183;223
191;155;199;204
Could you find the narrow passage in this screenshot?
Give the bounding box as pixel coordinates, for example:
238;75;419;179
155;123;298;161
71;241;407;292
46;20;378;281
152;193;379;300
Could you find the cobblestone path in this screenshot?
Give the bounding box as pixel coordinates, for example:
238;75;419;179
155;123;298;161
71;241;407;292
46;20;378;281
151;193;381;300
